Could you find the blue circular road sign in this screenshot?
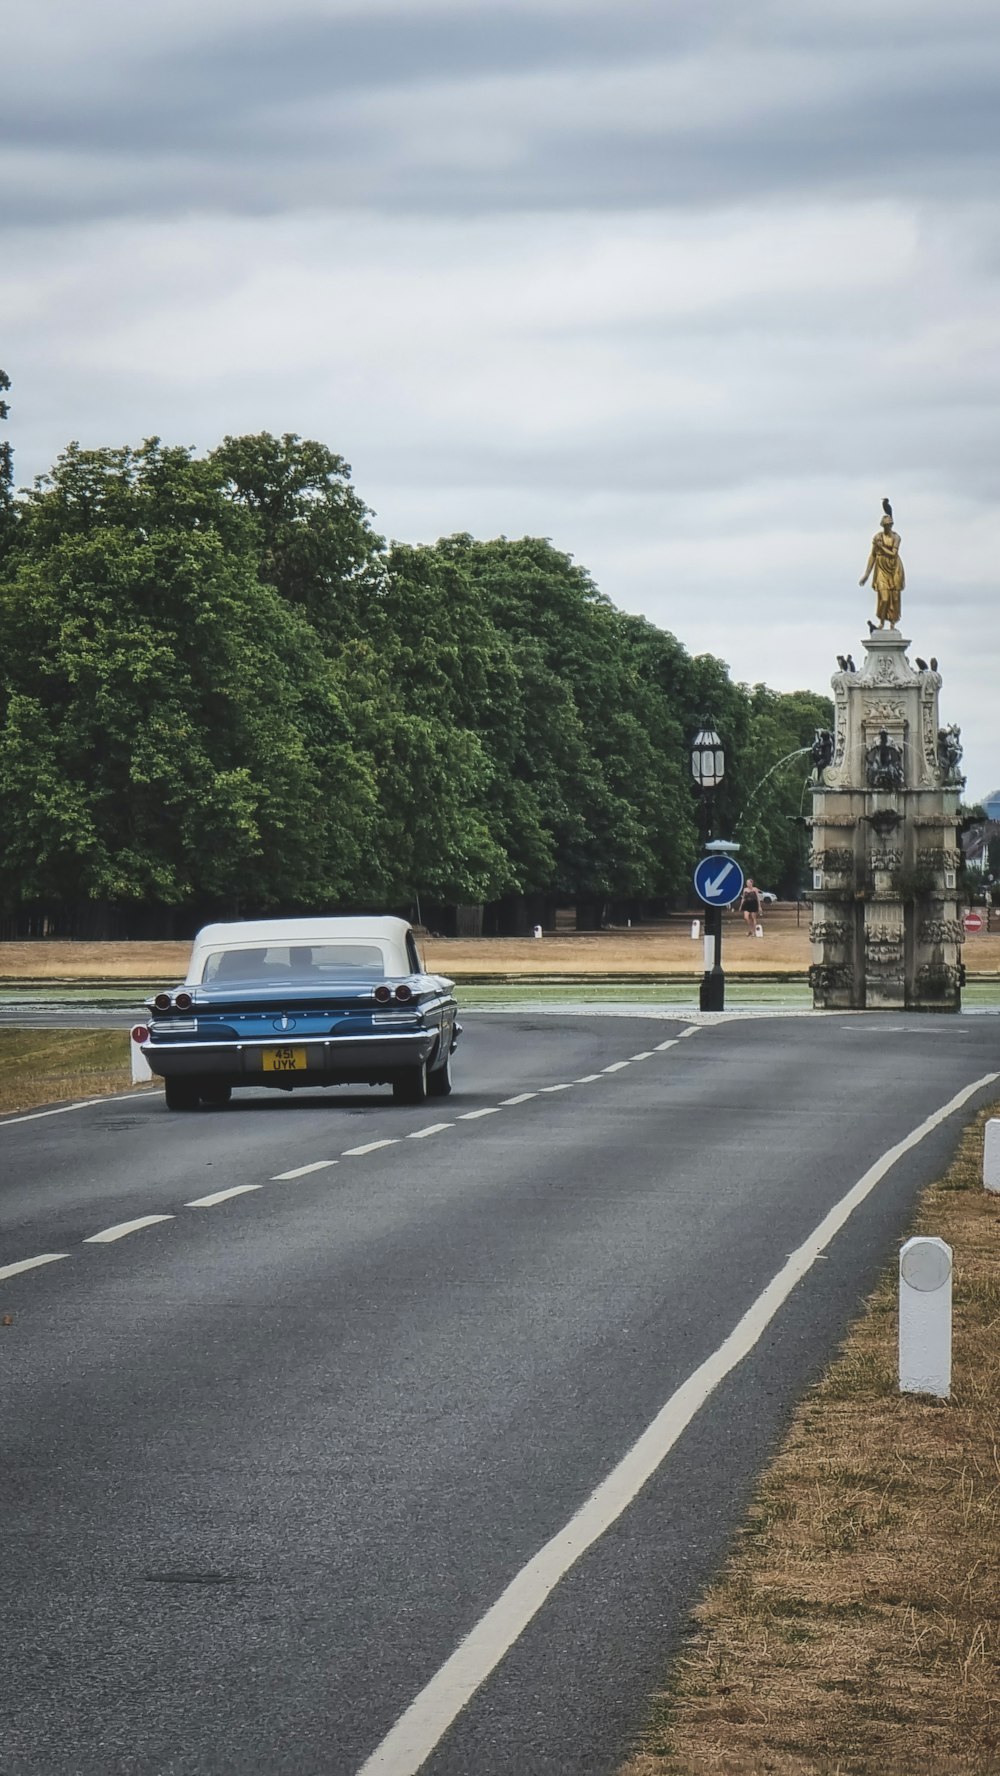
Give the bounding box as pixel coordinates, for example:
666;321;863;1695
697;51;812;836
693;854;745;908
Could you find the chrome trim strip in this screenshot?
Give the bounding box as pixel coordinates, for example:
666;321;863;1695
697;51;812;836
142;1031;432;1054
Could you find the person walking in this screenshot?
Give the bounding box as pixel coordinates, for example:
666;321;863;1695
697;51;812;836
740;878;762;937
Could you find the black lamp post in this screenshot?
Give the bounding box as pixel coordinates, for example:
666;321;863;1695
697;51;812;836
691;724;729;1011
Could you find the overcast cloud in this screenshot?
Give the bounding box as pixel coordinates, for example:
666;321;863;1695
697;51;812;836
4;0;998;795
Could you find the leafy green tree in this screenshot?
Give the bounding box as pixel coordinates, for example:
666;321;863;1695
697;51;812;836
0;443;375;912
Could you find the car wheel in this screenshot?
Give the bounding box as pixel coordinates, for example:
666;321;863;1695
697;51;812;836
427;1051;453;1098
393;1062;428;1105
199;1083;232;1108
164;1077;201;1111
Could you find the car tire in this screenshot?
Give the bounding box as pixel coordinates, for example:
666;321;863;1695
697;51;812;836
164;1077;201;1111
199;1083;232;1108
393;1062;428;1105
427;1050;453;1097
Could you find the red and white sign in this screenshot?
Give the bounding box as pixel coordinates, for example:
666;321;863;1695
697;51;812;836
963;910;984;935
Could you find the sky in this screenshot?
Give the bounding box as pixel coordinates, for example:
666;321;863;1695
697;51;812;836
4;0;999;797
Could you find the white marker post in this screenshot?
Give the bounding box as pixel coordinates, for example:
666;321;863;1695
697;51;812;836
898;1236;952;1398
984;1119;1000;1193
129;1026;154;1083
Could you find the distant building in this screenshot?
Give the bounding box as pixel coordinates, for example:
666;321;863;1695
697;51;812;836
983;789;1000;822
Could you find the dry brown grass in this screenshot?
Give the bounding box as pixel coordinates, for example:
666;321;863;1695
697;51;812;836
0;1029;150;1116
620;1106;1000;1776
2;915;998;983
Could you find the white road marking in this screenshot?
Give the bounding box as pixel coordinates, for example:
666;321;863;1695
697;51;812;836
458;1108;501;1120
574;1074;603;1084
409;1123;453;1138
343;1140;399;1157
602;1061;630;1073
84;1215;174;1244
500;1093;536;1105
185;1186;262;1209
0;1253;68;1282
540;1083;573;1093
0;1098;105;1127
678;1026;700;1039
630;1051;655;1061
272;1160;339;1179
354;1068;1000;1776
654;1039;678;1052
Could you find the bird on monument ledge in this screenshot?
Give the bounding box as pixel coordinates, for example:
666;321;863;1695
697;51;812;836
915;657;929;671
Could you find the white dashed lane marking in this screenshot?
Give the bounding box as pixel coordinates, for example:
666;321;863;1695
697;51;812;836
458;1108;501;1121
409;1123;454;1138
500;1093;536;1105
84;1216;174;1244
343;1140;399;1157
575;1074;603;1083
540;1083;574;1093
603;1061;630;1073
655;1039;679;1052
0;1254;68;1282
186;1186;262;1209
630;1051;655;1060
272;1160;338;1180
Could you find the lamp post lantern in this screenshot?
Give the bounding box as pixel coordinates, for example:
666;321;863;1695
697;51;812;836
690;723;736;1011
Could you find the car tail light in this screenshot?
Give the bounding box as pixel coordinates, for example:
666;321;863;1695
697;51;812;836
131;1025;150;1043
374;984;392;1004
174;991;193;1011
153;993;172;1012
394;983;413;1003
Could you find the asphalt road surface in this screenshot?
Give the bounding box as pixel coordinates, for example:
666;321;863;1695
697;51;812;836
2;1010;997;1776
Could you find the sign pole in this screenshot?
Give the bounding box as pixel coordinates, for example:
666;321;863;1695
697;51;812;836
693;844;742;1013
700;904;724;1011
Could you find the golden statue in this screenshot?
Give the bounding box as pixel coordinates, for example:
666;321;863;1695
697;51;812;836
859;497;905;628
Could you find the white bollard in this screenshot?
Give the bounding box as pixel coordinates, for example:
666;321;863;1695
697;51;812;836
690;919;700;940
129;1026;154;1083
984;1119;1000;1193
532;924;542;939
898;1236;952;1398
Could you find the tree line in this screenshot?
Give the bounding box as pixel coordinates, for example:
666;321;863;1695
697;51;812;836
0;397;831;936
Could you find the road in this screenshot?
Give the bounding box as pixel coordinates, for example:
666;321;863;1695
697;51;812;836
1;1010;997;1775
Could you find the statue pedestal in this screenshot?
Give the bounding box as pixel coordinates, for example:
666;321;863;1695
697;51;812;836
810;632;963;1012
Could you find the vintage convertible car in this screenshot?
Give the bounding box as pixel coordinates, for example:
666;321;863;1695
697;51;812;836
137;916;460;1111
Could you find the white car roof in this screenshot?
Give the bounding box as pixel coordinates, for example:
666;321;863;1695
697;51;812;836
186;916;417;981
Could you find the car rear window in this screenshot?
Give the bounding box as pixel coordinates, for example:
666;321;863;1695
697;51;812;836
200;943;390;985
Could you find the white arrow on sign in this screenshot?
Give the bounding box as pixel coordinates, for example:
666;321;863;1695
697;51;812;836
703;861;735;899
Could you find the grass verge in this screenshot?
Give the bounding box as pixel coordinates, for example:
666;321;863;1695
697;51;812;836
0;1029;149;1116
620;1103;1000;1776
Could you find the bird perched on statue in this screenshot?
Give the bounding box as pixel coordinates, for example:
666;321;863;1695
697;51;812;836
915;657;929;671
837;655;847;671
930;656;938;671
882;497;893;520
867;619;877;634
845;654;856;672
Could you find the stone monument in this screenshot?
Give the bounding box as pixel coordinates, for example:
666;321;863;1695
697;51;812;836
809;500;965;1010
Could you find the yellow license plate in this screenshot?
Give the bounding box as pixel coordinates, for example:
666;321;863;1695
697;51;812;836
262;1046;307;1072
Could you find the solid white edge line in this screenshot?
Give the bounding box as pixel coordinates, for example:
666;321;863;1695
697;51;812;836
272;1160;339;1179
343;1140;399;1156
0;1097;106;1127
84;1215;174;1244
499;1094;536;1105
354;1069;1000;1776
409;1123;453;1138
185;1186;262;1209
0;1253;68;1282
